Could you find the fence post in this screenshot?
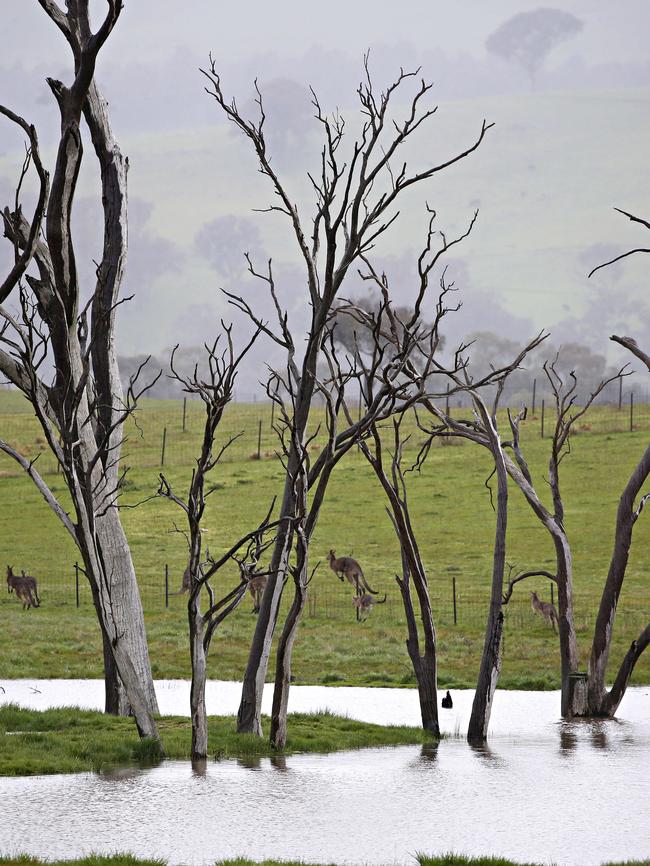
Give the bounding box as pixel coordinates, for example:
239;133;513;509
618;377;623;411
182;397;187;432
257;419;262;460
160;426;167;467
540;399;545;439
452;576;457;625
630;391;634;432
445;385;450;416
550;582;555;608
532;378;536;413
74;561;80;608
165;564;169;609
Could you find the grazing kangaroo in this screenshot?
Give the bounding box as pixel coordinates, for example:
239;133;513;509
248;573;267;614
6;566;39;609
352;591;387;622
530;590;558;633
328;550;379;595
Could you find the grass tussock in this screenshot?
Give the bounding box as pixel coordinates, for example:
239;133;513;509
0;705;432;776
2;855;650;866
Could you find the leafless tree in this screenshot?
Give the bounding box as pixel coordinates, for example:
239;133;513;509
157;326;280;759
433;346;643;721
201;55;492;737
407;324;546;741
0;1;160;742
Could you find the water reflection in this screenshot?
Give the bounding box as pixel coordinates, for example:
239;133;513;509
270;754;289;772
468;740;506;768
191;758;208;777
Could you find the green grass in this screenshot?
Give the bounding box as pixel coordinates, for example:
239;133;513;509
0;705;434;776
1;394;649;691
1;855;649;866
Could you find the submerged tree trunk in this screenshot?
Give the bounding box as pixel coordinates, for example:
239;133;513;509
396;563;439;735
270;560;309;749
587;445;650;715
468;415;508;744
189;594;208;760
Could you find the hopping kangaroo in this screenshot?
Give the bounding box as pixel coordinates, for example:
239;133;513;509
352;592;387;622
328;550;379;595
530;590;558;633
6;566;40;609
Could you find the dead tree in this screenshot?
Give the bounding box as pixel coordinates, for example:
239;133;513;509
428;348;642;720
584;217;650;713
201;55;492;736
268;306;433;748
410;332;547;741
0;1;160;741
156;327;279;759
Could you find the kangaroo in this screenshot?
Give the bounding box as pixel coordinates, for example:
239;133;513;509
530;590;558;633
248;573;267;614
441;690;453;709
6;566;40;608
328;550;379;595
6;566;38;610
352;591;387;622
171;566;192;595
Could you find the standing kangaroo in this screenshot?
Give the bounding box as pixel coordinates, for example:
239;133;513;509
328;550;379;595
530;590;558;633
6;566;39;609
248;574;267;614
171;566;192;595
352;591;387;622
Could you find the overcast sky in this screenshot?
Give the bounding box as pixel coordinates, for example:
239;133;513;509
1;2;650;392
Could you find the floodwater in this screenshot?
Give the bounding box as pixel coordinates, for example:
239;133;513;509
1;681;649;866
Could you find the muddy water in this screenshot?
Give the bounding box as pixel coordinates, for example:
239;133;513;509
1;682;649;866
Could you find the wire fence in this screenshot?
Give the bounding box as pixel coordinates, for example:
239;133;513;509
1;386;650;478
2;562;647;639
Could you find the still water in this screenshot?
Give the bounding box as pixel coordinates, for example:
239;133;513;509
1;681;649;866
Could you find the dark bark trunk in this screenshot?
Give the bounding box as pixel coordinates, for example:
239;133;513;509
270;573;308;748
237;515;294;735
189;595;208;760
468;433;508;744
587;446;650;712
396;559;439;736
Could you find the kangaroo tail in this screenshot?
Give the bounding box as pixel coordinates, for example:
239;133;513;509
362;577;380;595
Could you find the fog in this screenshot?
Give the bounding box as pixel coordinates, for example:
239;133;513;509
1;1;649;397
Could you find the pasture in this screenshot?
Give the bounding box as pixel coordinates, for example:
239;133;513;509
1;392;649;689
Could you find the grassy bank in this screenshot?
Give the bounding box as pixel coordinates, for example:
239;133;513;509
1;396;649;690
0;706;433;776
2;854;649;866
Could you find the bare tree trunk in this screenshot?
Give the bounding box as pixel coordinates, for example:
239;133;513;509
468;432;508;744
396;564;439;735
551;533;584;716
587;445;650;713
270;567;308;748
237;513;294;735
189;595;208;760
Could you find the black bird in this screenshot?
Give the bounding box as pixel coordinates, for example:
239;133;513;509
441;690;453;709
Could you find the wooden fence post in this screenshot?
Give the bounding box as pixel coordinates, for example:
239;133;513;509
452;576;458;625
74;561;80;608
541;399;545;439
165;564;169;609
161;427;167;467
182;397;187;432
